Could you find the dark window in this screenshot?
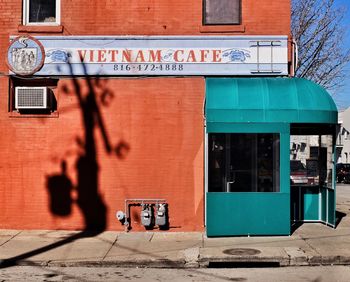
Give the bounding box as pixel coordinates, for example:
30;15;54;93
291;160;306;172
310;146;318;159
29;0;56;23
208;133;280;192
204;0;241;25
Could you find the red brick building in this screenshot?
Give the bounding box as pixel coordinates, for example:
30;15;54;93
0;0;303;234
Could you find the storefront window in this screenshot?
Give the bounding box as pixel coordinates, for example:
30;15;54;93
290;135;333;188
208;133;280;192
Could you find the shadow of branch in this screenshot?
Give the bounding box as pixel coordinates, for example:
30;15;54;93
0;230;101;268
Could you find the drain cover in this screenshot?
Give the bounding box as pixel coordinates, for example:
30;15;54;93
223;248;261;256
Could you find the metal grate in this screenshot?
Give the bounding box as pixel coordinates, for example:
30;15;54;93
15;87;47;109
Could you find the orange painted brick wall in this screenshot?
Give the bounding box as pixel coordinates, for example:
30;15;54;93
0;77;205;231
60;0;290;35
0;0;291;231
0;0;291;36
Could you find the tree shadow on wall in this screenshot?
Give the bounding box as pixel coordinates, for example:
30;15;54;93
47;160;73;217
0;61;130;268
48;61;130;230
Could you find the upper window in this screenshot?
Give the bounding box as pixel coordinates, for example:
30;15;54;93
203;0;241;25
23;0;60;25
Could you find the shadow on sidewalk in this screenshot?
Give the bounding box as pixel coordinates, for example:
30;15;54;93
336;210;347;228
291;222;304;234
0;235;241;282
290;209;347;234
0;231;98;268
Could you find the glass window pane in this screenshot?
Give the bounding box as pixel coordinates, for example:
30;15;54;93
29;0;56;23
208;133;280;192
208;134;226;192
290;135;333;188
257;134;280;192
205;0;240;24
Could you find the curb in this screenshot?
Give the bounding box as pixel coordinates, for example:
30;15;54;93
3;256;350;269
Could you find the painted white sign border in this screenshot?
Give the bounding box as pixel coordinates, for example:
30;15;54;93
9;36;289;76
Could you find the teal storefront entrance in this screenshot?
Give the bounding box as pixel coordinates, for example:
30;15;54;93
205;78;338;236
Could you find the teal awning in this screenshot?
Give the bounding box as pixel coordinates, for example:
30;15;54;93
205;78;338;124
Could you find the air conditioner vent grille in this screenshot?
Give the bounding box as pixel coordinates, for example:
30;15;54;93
15;87;48;109
17;89;44;107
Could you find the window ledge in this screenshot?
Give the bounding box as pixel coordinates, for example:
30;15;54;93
18;25;63;33
199;25;245;33
8;111;59;118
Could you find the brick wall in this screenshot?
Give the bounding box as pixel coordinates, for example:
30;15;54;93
0;77;205;231
61;0;289;35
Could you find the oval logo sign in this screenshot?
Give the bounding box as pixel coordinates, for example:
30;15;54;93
6;35;45;76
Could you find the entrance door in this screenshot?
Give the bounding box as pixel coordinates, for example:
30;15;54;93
290;133;336;227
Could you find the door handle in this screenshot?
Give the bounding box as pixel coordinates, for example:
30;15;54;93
226;181;234;192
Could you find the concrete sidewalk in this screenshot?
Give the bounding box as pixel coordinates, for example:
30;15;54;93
1;202;350;268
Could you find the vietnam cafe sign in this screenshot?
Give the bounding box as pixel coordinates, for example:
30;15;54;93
8;35;288;76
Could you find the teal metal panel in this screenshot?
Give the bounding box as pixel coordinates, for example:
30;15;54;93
206;122;289;133
205;78;338;124
327;189;336;226
303;188;320;221
206;192;290;236
291;187;300;221
321;188;327;222
320;188;335;226
328;140;337;227
291;186;324;222
280;127;290;194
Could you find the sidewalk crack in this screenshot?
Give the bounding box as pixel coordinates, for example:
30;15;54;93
302;237;322;256
102;234;118;261
149;233;154;242
0;230;22;247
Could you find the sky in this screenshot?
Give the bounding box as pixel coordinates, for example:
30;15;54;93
334;0;350;110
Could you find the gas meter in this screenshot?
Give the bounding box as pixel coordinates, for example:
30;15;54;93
141;204;154;228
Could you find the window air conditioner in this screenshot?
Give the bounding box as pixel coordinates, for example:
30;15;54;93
15;87;49;110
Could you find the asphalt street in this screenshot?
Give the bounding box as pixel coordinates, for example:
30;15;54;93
1;265;350;282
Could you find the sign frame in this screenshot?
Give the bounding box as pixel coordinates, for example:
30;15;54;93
9;35;289;76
